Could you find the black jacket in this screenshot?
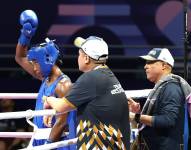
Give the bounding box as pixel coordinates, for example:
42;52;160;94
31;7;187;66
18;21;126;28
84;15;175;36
141;82;184;150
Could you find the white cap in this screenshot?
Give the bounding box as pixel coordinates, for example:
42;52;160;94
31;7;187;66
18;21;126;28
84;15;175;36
140;48;174;67
74;36;108;61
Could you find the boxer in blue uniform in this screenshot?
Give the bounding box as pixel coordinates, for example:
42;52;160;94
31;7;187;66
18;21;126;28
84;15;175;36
15;10;76;149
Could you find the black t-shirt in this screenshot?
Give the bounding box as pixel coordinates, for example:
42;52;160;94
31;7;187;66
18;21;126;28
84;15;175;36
66;67;130;150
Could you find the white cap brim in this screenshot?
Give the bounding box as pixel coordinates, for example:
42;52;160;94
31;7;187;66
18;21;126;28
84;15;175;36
74;37;86;48
140;55;157;61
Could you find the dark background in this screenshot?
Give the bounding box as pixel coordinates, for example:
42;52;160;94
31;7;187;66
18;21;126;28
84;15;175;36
0;0;190;149
0;0;190;104
0;0;190;126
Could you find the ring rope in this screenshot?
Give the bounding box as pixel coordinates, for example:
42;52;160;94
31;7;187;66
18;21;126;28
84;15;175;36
0;89;151;149
0;130;69;139
0;93;38;99
0;132;33;138
0;89;152;120
0;109;56;120
0;89;151;99
19;138;78;150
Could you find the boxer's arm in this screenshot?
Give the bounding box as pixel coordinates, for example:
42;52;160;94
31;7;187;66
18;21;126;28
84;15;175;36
15;44;39;79
15;10;41;80
46;79;72;142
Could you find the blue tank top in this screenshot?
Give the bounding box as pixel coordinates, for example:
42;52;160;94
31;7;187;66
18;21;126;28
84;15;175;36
33;74;69;128
32;74;77;149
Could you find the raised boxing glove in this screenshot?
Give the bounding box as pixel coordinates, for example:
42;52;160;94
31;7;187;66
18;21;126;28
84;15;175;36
18;10;38;46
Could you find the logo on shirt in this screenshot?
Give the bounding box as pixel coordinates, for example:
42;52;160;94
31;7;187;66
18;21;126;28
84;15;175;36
111;84;124;95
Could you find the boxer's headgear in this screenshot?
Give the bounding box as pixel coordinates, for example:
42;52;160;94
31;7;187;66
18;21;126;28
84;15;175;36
27;38;59;77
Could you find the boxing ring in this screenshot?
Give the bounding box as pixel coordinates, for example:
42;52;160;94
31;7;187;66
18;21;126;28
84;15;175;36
0;90;151;150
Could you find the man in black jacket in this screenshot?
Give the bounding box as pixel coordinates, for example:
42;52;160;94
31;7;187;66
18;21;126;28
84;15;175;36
129;48;188;150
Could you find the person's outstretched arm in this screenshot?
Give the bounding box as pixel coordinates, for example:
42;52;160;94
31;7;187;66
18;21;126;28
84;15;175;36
15;10;40;79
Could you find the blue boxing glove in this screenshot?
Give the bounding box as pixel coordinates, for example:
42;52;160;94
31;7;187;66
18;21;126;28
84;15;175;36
18;10;38;46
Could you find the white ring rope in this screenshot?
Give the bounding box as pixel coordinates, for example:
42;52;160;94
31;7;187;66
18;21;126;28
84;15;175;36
125;89;151;98
0;132;33;138
0;131;69;139
20;138;78;150
0;89;152;149
0;89;152;120
0;89;151;121
0;109;56;120
0;93;38;99
0;89;152;99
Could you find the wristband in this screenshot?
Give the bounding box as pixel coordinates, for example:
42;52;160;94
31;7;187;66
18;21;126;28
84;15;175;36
134;113;141;123
18;33;31;46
